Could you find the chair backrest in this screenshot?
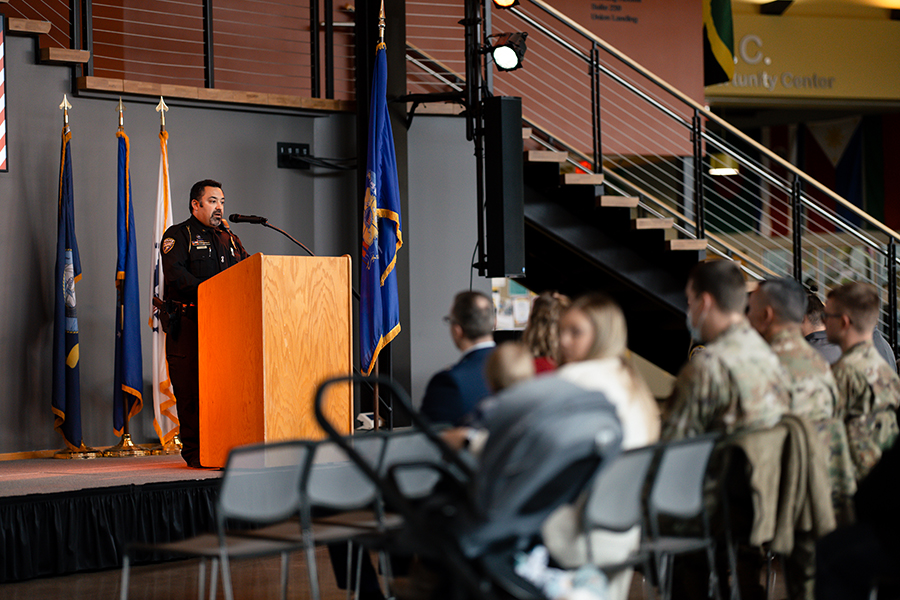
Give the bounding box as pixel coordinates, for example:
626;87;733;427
648;434;720;523
217;440;312;524
305;435;387;511
381;429;444;499
584;444;658;532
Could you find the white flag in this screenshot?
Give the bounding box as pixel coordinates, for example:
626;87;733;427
150;129;178;444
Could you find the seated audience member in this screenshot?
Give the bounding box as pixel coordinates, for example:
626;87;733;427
540;292;660;600
484;341;536;393
420;290;495;426
747;278;846;600
554;292;660;449
521;291;570;373
824;282;900;480
662;260;791;440
748;278;838;424
804;291;898;373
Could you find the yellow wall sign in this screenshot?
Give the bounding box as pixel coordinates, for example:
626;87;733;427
706;14;900;101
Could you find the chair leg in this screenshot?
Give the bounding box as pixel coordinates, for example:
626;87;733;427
706;544;723;600
347;542;355;600
220;552;235;600
120;554;131;600
379;549;395;598
354;544;365;600
765;551;775;600
203;558;212;600
304;534;322;600
281;551;290;600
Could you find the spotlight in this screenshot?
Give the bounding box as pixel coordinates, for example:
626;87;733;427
492;0;520;7
490;32;528;72
709;153;740;176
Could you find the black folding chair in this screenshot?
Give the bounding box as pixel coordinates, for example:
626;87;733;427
118;440;311;600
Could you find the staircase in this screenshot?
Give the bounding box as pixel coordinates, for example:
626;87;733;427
406;0;900;369
516;150;703;373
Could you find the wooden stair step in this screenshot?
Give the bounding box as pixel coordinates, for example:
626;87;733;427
631;217;674;230
525;150;567;163
598;195;639;208
522;127;532;139
561;173;604;186
666;239;707;251
40;48;91;65
8;18;52;35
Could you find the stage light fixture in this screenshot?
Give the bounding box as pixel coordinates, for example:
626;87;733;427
709;153;740;176
490;32;528;72
492;0;520;8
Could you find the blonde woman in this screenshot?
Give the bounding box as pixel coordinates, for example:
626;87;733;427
542;293;660;600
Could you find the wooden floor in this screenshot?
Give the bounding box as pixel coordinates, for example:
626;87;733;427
1;547;788;600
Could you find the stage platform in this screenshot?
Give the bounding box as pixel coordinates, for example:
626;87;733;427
0;455;223;583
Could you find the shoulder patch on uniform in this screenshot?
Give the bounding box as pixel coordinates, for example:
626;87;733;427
162;238;176;254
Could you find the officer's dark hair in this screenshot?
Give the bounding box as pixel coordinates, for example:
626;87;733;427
756;278;808;324
450;291;494;340
189;179;223;213
805;293;826;327
687;260;747;314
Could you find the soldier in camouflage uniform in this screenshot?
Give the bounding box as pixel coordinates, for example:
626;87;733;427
662;261;791;440
825;282;900;482
748;278;854;600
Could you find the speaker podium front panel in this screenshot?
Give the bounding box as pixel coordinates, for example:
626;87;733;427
197;253;353;467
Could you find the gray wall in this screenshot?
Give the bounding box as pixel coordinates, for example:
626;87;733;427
0;36;488;452
406;115;491;403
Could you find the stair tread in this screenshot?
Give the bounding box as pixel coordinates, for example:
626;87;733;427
666;239;707;251
561;173;604;186
632;218;674;230
522;127;532;139
8;18;52;35
599;195;639;208
40;48;91;65
525;150;567;163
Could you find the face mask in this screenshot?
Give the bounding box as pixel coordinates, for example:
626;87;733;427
686;307;707;343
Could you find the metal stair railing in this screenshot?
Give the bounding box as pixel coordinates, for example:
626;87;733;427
405;0;899;346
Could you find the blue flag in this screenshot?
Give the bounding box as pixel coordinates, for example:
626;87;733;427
113;129;143;435
51;126;84;449
360;41;403;376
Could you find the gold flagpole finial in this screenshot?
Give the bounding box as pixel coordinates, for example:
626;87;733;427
378;0;385;44
59;94;72;127
155;96;169;131
117;97;125;129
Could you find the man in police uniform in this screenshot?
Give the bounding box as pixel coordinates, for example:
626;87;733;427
160;179;248;467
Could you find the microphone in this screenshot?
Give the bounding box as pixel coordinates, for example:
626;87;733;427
228;213;268;225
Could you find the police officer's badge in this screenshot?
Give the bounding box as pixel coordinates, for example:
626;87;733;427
162;238;175;254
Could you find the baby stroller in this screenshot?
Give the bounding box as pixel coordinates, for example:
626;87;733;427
314;374;623;600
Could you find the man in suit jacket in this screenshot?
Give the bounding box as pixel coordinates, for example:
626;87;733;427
420;290;496;426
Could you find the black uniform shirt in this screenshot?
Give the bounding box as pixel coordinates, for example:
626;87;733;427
160;214;249;305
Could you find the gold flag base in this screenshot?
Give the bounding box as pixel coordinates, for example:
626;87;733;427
148;435;183;456
53;443;102;459
102;433;150;458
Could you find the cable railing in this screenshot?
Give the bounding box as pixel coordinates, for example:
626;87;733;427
404;0;899;346
3;0;353;101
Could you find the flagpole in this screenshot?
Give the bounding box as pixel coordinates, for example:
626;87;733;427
53;95;101;459
104;98;149;458
146;96;182;456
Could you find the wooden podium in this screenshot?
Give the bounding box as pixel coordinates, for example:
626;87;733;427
197;253;353;468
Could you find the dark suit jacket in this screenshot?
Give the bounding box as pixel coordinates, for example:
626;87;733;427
420;346;494;426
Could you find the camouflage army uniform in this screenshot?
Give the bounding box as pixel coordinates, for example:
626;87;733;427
663;321;791;440
832;340;900;481
769;327;856;526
